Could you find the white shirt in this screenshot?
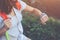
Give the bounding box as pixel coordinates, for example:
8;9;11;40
7;0;27;37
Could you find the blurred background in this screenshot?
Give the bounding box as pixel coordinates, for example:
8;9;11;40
23;0;60;19
22;0;60;40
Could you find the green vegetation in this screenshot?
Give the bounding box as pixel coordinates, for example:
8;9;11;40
22;12;60;40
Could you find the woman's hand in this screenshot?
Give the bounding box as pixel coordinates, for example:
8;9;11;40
40;13;49;25
0;19;11;36
4;19;11;28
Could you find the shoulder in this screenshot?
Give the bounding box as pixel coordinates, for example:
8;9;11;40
18;0;27;10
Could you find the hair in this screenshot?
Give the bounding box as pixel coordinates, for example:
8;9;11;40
0;0;13;14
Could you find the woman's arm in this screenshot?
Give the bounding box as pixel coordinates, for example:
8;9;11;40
0;25;9;36
0;19;11;36
23;5;48;24
23;5;42;16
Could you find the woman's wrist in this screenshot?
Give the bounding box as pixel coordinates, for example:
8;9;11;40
0;25;9;36
3;25;9;31
2;25;9;32
40;13;48;19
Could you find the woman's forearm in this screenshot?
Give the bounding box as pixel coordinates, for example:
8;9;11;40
31;8;42;16
0;25;9;36
24;5;42;16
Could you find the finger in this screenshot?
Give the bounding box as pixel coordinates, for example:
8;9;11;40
41;21;46;25
41;16;48;22
4;19;11;28
40;18;46;25
40;17;48;25
5;21;11;26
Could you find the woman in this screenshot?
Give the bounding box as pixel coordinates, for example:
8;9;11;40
0;0;48;40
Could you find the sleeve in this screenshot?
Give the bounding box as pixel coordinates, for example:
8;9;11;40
0;16;4;29
18;0;27;11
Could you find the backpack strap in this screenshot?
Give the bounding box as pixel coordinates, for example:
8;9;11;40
5;31;10;40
